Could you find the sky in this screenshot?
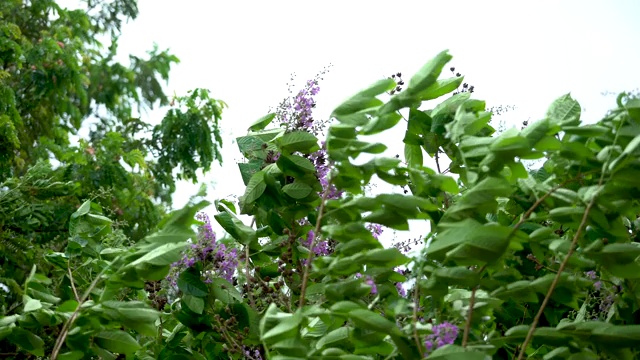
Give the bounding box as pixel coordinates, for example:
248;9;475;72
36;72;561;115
64;0;640;244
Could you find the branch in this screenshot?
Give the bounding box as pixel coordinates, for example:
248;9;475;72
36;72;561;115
67;263;80;302
51;257;119;360
462;265;486;347
515;197;596;360
412;272;424;358
464;178;573;348
298;183;332;308
245;245;255;308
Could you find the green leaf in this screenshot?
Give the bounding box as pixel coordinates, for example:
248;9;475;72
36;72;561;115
57;300;79;312
357;78;397;97
406;50;452;96
71;200;92;219
94;330;141;355
361;112;403;135
622;134;640;156
547;93;581;126
349;309;401;336
261;305;302;344
282;182;313;199
129;242;186;267
433;266;480;287
238;160;263;185
362;248;409;268
445;223;512;264
142;227;196;245
0;315;20;327
428;345;489;360
276;131;320;154
277;154;317;177
316;327;350;350
248;113;276;131
177;268;208;297
404;143;423;168
331;79;393;117
427;219;483;260
116;307;160;323
58;351;85;360
7;328;45;356
417;77;464;100
214;211;257;245
242;170;267;205
237;135;266;156
23;297;42;312
210;278;242;304
182;294;205;314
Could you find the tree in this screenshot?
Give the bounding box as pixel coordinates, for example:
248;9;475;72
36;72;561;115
0;0;224;284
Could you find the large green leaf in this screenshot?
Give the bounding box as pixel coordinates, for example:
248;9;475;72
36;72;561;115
417;76;464;100
547;93;581;126
129;242;186;267
177;268;208;297
349;309;401;336
214;211;257;245
242;170;267;206
94;330;141;355
282;182;313;199
182;294;205;314
406;50;452;96
7;328;44;356
277;154;316;177
331;79;394;117
248;113;276;131
276;131;320;154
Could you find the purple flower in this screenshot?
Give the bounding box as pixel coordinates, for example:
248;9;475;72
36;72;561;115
366;223;384;240
394;268;407;297
594;281;603;291
423;322;458;355
365;277;377;294
585;270;597;280
165;212;239;292
300;230;330;257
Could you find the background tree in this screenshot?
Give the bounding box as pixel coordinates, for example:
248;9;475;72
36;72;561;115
0;0;224;283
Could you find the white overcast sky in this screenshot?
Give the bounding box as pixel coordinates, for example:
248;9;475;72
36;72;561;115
62;0;640;242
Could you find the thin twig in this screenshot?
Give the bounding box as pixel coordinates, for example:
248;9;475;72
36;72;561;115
245;245;255;308
412;277;424;358
462;265;486;347
298;183;332;308
515;198;596;360
435;150;442;174
463;178;573;348
51;258;118;360
67;263;80;302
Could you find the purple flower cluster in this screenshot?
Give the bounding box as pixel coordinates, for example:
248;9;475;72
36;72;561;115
395;268;407;297
165;213;239;291
424;322;459;354
585;270;602;290
301;230;330;256
290;80;320;130
366;223;384;240
584;270;617;318
276;69;330;136
242;346;262;360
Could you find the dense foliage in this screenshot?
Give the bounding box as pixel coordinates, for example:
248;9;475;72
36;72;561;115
3;1;640;360
0;0;224;284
